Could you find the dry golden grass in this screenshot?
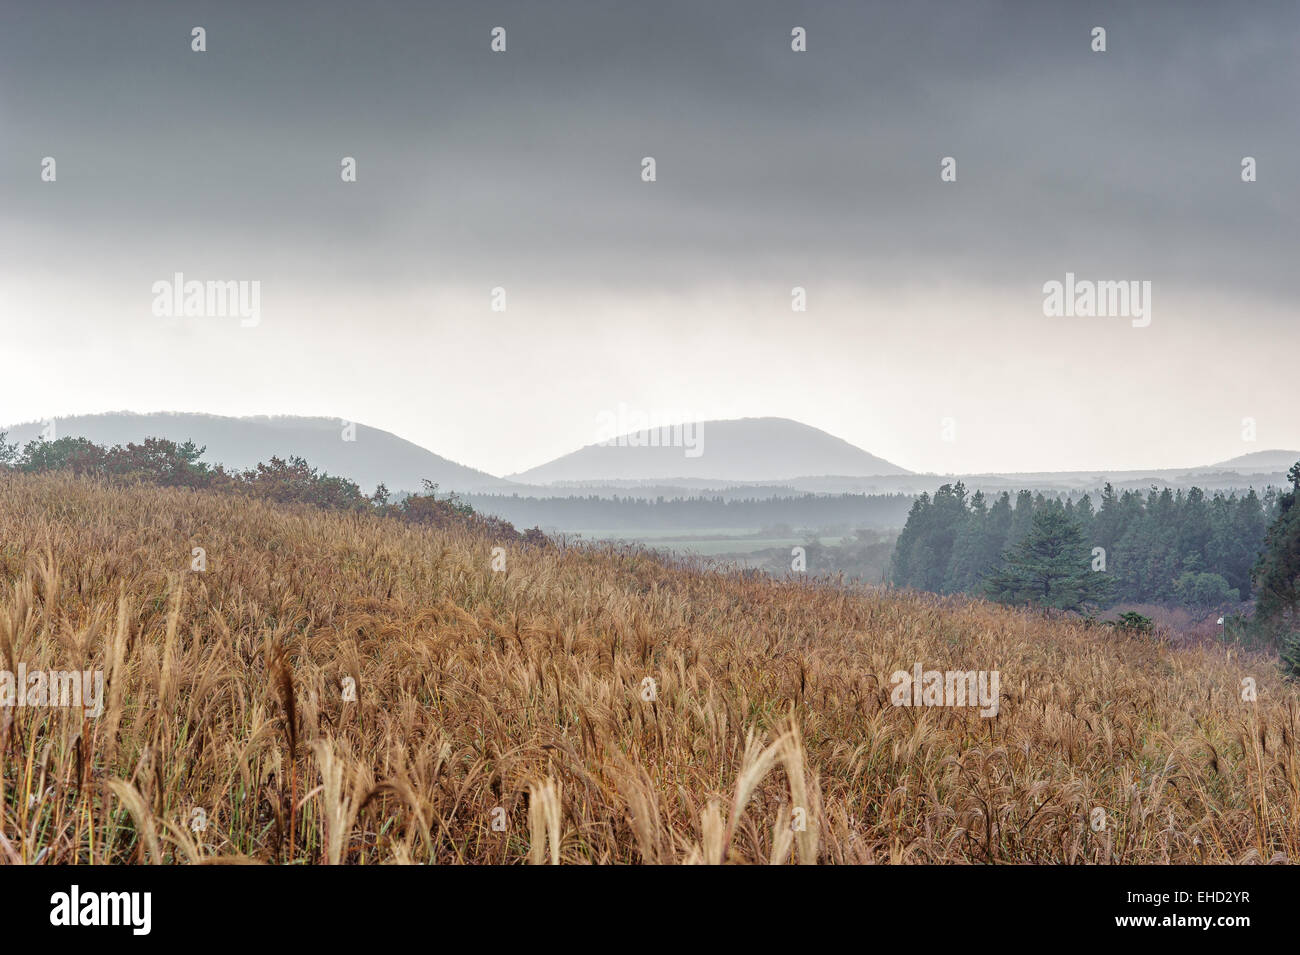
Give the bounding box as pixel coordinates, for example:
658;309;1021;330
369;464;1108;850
1;471;1296;864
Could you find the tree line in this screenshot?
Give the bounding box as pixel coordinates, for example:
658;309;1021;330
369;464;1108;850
890;481;1280;612
0;432;544;543
460;490;916;532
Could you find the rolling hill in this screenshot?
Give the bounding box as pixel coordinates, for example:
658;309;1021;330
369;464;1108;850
0;412;508;494
1211;449;1300;472
508;417;911;484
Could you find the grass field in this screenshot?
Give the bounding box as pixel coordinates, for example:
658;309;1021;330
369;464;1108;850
1;471;1296;864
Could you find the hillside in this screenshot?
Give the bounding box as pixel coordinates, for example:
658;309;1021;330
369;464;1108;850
510;417;911;484
1212;449;1300;472
0;412;507;494
2;470;1295;864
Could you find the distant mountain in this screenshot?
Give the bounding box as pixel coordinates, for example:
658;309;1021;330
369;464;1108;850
1210;449;1300;472
508;417;911;484
0;413;508;493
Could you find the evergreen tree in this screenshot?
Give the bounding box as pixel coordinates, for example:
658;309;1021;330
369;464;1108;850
913;482;967;592
1112;513;1147;601
945;490;990;593
894;475;1276;614
1006;490;1035;549
1253;462;1300;669
1206;492;1238;589
1093;483;1122;556
1147;487;1182;601
984;502;1113;611
1177;486;1211;572
889;494;930;587
1231;490;1270;593
987;491;1013;551
1074;493;1095;537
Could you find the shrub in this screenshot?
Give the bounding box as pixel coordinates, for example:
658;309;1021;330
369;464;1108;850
0;432;540;542
1114;611;1155;635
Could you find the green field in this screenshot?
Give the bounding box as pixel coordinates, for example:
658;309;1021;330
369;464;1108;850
560;528;846;558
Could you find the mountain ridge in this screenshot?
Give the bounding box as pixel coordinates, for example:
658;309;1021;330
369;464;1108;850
507;416;912;484
1210;449;1300;471
5;412;1295;494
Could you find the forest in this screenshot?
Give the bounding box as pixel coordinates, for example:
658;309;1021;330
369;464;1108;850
890;481;1280;611
461;490;917;532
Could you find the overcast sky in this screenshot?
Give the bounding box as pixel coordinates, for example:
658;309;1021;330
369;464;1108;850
2;0;1297;476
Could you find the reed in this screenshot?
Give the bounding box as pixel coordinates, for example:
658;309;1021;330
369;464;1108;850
0;471;1294;864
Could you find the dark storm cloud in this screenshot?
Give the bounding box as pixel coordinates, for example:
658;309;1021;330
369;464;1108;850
3;0;1297;298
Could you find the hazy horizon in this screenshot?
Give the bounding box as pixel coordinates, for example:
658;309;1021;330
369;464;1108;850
4;408;1297;481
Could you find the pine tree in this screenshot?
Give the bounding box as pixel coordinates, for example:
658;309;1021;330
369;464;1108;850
1093;483;1121;556
1232;490;1271;593
945;490;987;593
889;494;930;587
1075;493;1095;536
984;502;1113;612
1177;486;1211;573
987;491;1013;550
1006;490;1035;549
1207;493;1237;590
1253;462;1300;670
916;482;967;592
1112;512;1148;601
